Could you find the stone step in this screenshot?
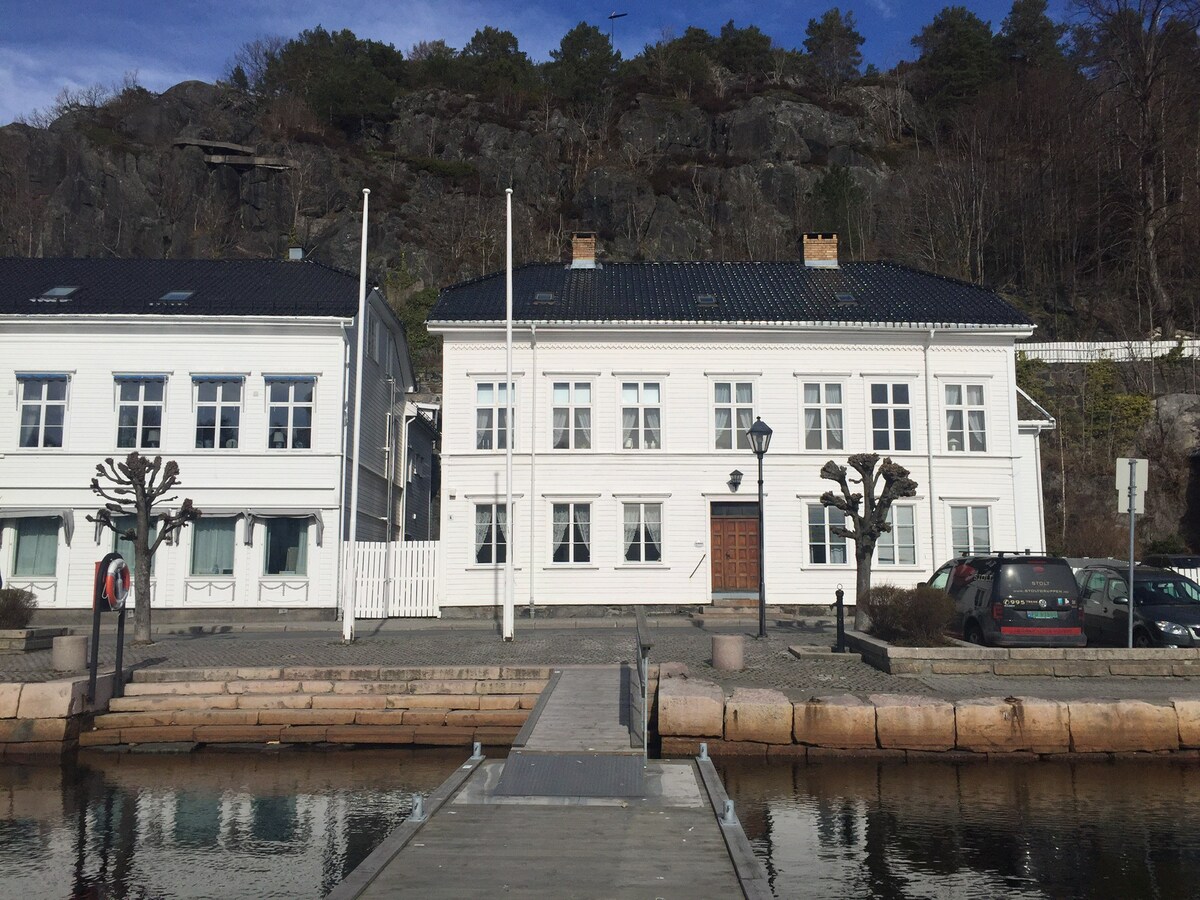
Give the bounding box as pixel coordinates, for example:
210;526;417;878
78;722;521;749
121;678;548;698
90;707;530;731
130;665;555;684
106;692;543;715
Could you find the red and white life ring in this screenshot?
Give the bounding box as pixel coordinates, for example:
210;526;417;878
104;558;131;610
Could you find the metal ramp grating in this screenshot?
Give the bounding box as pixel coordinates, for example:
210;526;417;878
494;752;645;798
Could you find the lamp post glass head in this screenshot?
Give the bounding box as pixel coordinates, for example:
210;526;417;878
728;469;743;491
748;417;772;457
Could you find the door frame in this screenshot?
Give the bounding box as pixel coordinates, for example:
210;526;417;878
709;500;760;594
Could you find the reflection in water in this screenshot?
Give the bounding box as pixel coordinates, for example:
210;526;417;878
0;749;462;900
719;757;1200;900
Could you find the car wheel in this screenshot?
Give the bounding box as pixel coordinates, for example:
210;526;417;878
1133;630;1154;649
963;621;985;645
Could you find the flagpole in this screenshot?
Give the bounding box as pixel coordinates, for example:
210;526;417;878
344;187;370;643
503;188;515;641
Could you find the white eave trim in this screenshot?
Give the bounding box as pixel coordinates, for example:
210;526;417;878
428;319;1036;336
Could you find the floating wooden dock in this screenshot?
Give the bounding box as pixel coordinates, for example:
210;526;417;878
327;664;770;899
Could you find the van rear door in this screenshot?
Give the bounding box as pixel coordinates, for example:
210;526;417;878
995;559;1082;639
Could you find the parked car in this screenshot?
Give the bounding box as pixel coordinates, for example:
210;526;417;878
1141;554;1200;571
1075;563;1200;647
927;553;1085;647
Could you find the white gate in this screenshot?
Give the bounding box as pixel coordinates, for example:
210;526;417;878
347;541;440;618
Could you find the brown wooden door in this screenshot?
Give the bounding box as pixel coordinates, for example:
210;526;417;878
711;512;759;591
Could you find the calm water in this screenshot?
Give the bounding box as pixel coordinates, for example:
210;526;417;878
4;752;1200;899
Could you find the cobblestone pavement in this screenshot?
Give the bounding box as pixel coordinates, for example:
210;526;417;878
5;618;1200;701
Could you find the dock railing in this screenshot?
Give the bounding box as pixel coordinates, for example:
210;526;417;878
633;608;654;759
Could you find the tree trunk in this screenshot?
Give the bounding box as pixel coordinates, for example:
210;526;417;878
853;548;873;631
133;511;152;644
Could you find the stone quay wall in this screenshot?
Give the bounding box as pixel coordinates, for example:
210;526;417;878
657;676;1200;758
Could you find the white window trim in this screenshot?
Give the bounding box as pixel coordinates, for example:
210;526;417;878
617;499;667;568
193;378;244;451
710;375;757;452
16;375;69;451
940;380;989;454
947;504;993;557
471;501;510;569
797;377;847;452
114;376;167;451
473;379;518;453
804;501;853;568
550;379;594;452
548;499;594;567
618;378;664;452
867;379;915;454
875;504;920;568
265;378;316;451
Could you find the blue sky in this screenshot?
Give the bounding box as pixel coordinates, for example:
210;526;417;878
0;0;1072;125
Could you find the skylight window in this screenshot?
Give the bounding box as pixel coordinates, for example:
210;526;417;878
37;285;79;301
696;294;718;307
533;291;556;305
159;290;194;302
835;292;858;306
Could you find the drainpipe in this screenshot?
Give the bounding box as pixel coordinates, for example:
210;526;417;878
528;323;537;618
924;328;939;566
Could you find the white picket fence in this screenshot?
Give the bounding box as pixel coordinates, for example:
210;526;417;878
1019;340;1200;364
346;541;439;618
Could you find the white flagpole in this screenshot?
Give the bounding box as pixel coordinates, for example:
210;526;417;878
344;187;370;643
503;188;515;641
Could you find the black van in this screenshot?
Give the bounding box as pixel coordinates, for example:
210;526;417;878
927;553;1085;647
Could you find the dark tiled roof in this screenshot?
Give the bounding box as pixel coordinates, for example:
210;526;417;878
429;261;1033;328
0;257;359;317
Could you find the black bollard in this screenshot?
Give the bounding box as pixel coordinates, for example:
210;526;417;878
834;586;846;654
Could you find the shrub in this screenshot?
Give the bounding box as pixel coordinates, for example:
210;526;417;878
863;583;954;646
0;588;37;630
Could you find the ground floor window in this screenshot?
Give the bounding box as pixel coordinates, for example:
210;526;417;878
552;503;591;563
13;517;58;577
950;506;991;556
191;518;235;576
474;503;507;564
265;519;308;575
876;506;916;566
114;514;157;575
623;502;662;563
807;505;847;565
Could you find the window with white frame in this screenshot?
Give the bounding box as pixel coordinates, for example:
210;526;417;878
808;504;848;564
552;502;591;563
475;382;512;450
474;503;507;564
191;518;235;576
264;518;308;575
552;382;592;450
950;506;991;555
714;381;754;450
802;382;844;451
113;514;157;575
13;516;58;577
266;378;314;449
621;382;661;450
869;383;912;451
194;378;242;449
623;502;662;563
116;377;165;449
876;505;917;565
17;375;67;448
945;383;987;452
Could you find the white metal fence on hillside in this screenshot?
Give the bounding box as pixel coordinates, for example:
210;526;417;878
1019;340;1200;364
346;541;439;618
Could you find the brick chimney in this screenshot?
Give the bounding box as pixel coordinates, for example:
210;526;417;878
570;232;597;269
802;233;838;268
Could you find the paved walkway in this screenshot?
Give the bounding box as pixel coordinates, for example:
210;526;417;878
5;617;1200;701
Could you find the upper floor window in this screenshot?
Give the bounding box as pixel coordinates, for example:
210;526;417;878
264;518;308;575
17;375;67;448
808;504;847;565
621;382;661;450
475;382;512;450
623;502;662;563
945;384;987;452
870;383;911;452
950;506;991;556
552;382;592;450
552;502;591;563
714;381;753;450
876;505;916;566
13;516;59;577
474;503;507;564
266;378;314;449
802;382;844;451
116;377;165;449
194;378;242;449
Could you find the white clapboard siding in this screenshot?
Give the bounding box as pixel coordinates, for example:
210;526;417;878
1020;340;1200;364
348;541;439;618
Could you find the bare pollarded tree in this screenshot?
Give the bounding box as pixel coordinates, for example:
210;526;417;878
88;453;200;643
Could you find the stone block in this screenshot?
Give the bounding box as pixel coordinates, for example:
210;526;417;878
403;709;450;726
1174;662;1200;676
479;695;521;710
884;660;929;675
258;709;357;726
326;725;416;744
17;679;89;718
193;724;284;743
1;741;69;756
311;695;387;709
409;680;477;695
794;694;877;749
1069;700;1179;752
121;725;198;744
280;667;376;681
0;684;23;719
332;681;414;695
445;710;528;728
518;695;541;709
171;710;261;727
78;730;121;747
658;678;725;738
659;736;705;757
499;667;554;680
355;711;408;726
477;680;549;695
298;681;336;693
1110;663;1175;677
235;694;312;710
930;661;994;675
226;680;302;694
1174;699;1200;748
418;666;503;681
473;726;521;745
411;726;476;746
279;726;329;743
0;719;70;742
954;697;1069;753
992;661;1055;676
722;689;792;744
1051;661;1111;677
126;681;228;696
94;711;176;729
657;662;690;679
870;694;955;751
388;694;481;710
109;694;237;713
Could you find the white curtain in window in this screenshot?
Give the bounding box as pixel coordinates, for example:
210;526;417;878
623;504;640;560
475;505;491;562
552;408;570;448
476;409;493;449
644;408;661;449
574;505;590;561
14;517;58;577
804;408;822;449
496;504;508;559
736;408;753;448
967;411;987;451
715;408;732;448
826;409;844;449
552;504;569;556
192;519;235;576
574;409;591;449
644;504;662;561
622;408;639;449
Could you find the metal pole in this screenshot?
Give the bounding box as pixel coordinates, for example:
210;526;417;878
757;450;766;640
834;586;846;653
1128;457;1136;649
343;187;370;643
113;607;126;699
503;188;515;641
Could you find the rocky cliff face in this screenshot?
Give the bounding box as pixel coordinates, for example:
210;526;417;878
0;79;907;286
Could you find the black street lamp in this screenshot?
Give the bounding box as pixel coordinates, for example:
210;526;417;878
747;417;772;640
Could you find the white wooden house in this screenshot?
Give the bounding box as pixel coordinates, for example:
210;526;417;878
0;256;429;618
428;234;1054;612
